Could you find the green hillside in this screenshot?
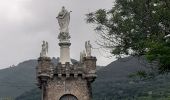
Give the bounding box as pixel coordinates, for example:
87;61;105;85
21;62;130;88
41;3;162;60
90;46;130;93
0;59;37;99
0;57;59;99
1;57;170;100
92;57;170;100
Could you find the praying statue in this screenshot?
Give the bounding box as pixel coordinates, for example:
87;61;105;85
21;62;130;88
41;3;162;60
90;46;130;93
85;41;92;57
40;41;48;57
56;6;71;41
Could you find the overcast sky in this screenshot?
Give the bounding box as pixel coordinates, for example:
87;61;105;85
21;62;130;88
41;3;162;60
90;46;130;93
0;0;115;69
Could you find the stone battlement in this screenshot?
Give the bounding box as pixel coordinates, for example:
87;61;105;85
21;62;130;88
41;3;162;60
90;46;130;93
37;56;97;84
54;62;85;78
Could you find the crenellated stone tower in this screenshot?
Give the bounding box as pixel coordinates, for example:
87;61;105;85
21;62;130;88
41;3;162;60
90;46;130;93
36;6;97;100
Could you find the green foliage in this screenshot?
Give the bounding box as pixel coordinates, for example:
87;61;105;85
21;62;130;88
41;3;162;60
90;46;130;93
92;75;170;100
86;0;170;73
129;71;149;80
146;41;170;73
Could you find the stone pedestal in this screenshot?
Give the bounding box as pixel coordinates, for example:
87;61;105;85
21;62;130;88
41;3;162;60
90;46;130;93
59;42;71;64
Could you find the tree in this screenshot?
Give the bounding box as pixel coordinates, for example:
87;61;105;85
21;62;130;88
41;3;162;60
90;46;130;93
86;0;170;73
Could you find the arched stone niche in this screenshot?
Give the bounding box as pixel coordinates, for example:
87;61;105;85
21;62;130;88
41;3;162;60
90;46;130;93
59;94;78;100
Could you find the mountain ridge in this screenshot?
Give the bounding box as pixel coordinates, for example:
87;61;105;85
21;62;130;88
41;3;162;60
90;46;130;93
0;57;80;98
1;57;170;100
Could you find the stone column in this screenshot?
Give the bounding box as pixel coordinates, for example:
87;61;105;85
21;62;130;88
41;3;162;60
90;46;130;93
59;42;71;64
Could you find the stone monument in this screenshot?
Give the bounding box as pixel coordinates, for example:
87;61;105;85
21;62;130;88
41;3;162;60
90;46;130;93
56;6;72;64
85;41;92;57
36;6;97;100
40;41;48;57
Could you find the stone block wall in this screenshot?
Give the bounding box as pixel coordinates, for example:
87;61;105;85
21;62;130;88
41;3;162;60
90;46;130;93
45;77;91;100
36;56;96;100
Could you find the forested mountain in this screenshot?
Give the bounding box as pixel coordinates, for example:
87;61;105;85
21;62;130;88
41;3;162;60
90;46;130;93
0;57;59;99
92;57;170;100
1;57;170;100
0;59;37;99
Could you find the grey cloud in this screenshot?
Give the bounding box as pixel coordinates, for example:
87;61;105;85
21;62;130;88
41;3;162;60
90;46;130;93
0;0;114;69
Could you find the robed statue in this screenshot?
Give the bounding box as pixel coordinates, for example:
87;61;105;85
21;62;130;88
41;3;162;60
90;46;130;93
85;41;92;57
40;41;48;57
56;6;71;41
80;50;86;62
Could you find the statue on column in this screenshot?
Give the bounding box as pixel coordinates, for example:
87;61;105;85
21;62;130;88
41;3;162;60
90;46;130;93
85;41;92;57
56;6;71;42
80;52;83;62
40;41;48;57
80;50;86;62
